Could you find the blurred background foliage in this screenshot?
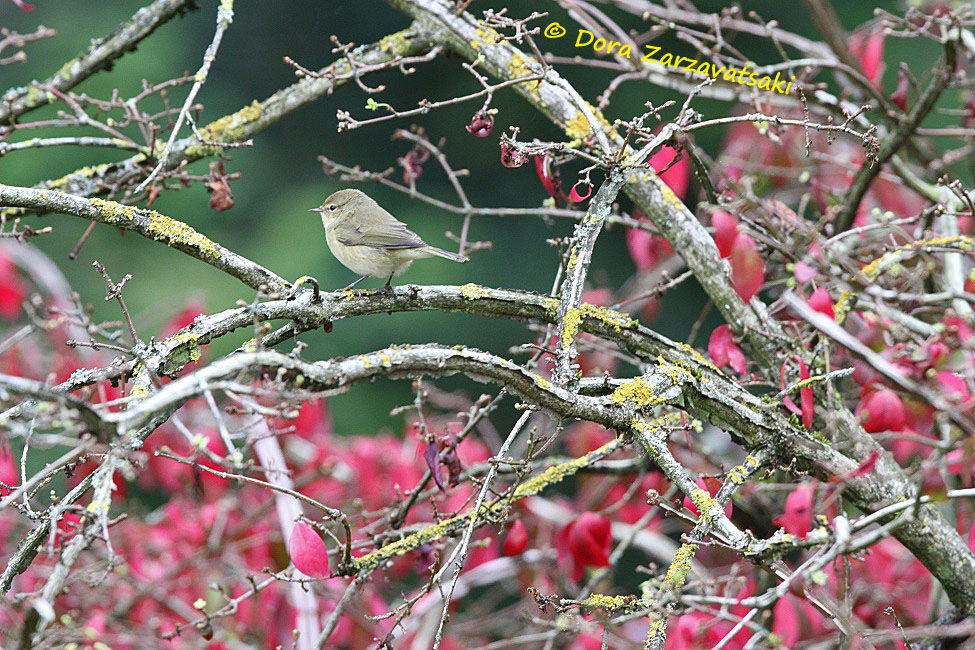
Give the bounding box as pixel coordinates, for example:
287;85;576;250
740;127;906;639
0;0;938;434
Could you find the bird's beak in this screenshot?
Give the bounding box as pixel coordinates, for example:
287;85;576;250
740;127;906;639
308;207;324;213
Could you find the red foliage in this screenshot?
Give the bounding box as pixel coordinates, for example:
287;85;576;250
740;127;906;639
289;521;330;579
858;389;907;433
557;512;611;581
773;483;815;538
708;324;746;374
502;519;528;556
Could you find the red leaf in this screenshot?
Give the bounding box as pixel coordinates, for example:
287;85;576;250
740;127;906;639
423;441;445;492
890;65;909;111
798;357;813;430
289;521;329;579
502;519;528;556
851;450;881;478
857;389;906;433
807;287;835;320
773;483;814;538
0;446;17;498
534;155;561;201
683;477;733;519
708;324;746;374
648;144;690;199
568;181;592;203
729;234;765;301
711;210;738;258
850;25;886;88
500;144;526;168
558;512;611;581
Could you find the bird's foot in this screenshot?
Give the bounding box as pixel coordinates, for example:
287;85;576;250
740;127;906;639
287;275;321;303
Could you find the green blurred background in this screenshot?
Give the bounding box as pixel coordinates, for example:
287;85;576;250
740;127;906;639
0;1;922;434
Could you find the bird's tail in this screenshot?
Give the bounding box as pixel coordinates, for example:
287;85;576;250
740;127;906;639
425;246;468;263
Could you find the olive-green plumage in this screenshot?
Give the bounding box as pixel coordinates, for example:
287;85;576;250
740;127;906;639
309;189;467;289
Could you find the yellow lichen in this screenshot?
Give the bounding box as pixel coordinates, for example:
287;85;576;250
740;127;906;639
129;384;150;397
567;246;578;269
579;594;639;611
564;111;593;140
560;306;581;349
353;439;619;571
514;439;616;497
88;198;221;258
146;212;221;259
689;488;715;519
660;183;685;210
48;162;116;190
460;283;491;300
357;354;373;369
834;289;852;325
203;99;263;142
379;30;413;56
727;463;749;485
533;374;551;391
470;26;503;50
645;618;667;644
663;542;699;589
579;302;636;332
861;235;975;280
610;377;662;407
508;50;535;80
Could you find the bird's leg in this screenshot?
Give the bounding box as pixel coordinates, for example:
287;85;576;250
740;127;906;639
382;275;394;294
287;275;321;303
340;276;368;292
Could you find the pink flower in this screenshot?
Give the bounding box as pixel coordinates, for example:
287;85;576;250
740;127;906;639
502;519;528;556
708;324;746;374
289;521;329;579
773;483;815;538
857;389;907;433
557;512;611;581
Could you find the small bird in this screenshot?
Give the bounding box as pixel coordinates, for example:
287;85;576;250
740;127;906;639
309;189;468;291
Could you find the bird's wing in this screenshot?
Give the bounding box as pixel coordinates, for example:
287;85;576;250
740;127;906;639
332;215;427;250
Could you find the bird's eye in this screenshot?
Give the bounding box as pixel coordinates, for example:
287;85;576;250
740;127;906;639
328;204;337;212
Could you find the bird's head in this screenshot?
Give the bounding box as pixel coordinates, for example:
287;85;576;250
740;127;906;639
309;188;365;223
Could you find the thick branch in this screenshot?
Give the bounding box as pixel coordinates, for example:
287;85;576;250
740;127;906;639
0;184;287;293
0;0;196;125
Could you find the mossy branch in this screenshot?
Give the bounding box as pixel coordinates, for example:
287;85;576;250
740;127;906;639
0;0;197;125
0;184;287;293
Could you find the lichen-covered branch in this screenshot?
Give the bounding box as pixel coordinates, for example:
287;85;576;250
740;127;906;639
0;0;196;125
1;29;434;212
0;184;287;293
